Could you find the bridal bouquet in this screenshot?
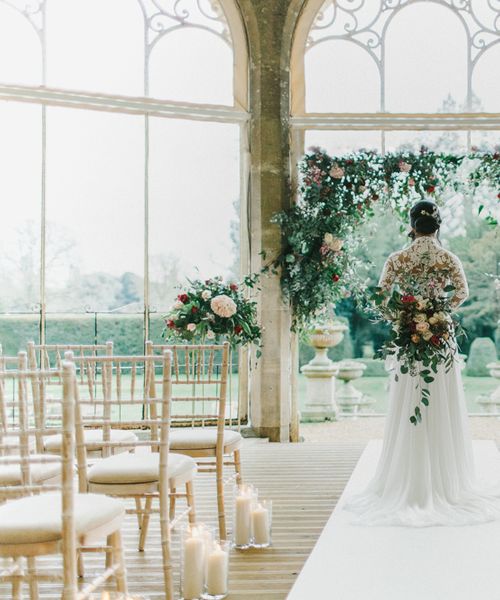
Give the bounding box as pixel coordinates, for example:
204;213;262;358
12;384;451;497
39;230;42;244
371;285;465;425
163;275;261;353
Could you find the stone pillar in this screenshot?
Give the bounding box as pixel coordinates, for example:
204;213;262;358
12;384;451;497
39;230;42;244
238;0;301;442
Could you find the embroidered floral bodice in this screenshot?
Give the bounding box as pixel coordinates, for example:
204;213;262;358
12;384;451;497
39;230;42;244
378;236;469;308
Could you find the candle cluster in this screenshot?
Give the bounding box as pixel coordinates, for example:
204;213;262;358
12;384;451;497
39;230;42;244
233;485;272;550
181;524;229;600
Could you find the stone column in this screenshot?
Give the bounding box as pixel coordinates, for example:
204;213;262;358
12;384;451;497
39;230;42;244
238;0;300;442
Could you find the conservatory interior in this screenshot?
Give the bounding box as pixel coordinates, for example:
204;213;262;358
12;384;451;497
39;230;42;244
0;0;499;599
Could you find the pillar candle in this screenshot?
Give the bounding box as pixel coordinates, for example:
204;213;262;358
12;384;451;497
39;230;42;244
234;492;252;546
206;543;229;596
251;503;270;546
183;527;205;599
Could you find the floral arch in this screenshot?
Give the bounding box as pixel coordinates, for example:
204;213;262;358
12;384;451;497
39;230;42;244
281;0;500;329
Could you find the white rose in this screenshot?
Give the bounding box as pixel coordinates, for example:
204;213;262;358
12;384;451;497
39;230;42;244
173;300;184;310
414;313;427;323
416;321;430;333
201;290;212;300
206;330;215;340
186;323;196;332
422;331;433;341
323;233;343;252
428;316;438;325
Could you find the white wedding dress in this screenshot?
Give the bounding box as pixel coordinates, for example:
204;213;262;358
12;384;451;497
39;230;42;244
345;235;500;527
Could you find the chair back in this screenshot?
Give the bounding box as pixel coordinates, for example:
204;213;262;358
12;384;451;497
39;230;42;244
0;356;82;596
68;352;173;492
145;342;230;431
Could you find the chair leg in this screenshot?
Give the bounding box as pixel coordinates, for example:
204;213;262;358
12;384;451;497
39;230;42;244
105;534;113;569
216;456;226;540
186;480;196;525
234;449;243;484
160;496;174;600
12;558;22;600
109;530;128;594
77;549;84;578
27;556;39;600
138;496;153;552
135;498;143;530
169;487;176;522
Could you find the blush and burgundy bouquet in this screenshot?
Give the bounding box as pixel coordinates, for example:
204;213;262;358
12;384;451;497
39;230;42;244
371;284;465;425
163;274;261;354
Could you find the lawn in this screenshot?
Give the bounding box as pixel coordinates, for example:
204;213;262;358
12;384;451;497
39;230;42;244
298;375;498;416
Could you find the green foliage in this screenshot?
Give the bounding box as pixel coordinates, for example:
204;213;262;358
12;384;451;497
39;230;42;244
271;148;500;329
466;337;498;376
354;358;387;377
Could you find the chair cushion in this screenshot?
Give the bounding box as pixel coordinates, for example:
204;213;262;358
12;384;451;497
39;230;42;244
87;452;197;486
0;492;125;545
45;429;138;453
169;428;242;452
2;435;36;455
0;454;61;486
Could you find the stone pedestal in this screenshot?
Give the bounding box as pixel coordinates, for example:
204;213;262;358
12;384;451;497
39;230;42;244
477;361;500;413
300;323;347;422
336;360;370;416
300;362;339;422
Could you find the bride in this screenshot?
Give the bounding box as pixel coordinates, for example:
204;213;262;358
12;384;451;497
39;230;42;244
345;199;500;527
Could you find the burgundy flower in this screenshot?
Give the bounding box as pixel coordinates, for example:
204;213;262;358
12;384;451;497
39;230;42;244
332;274;340;282
402;295;416;303
178;293;189;304
426;185;436;194
191;306;198;314
431;335;441;346
167;319;176;329
372;194;379;201
346;182;353;189
230;283;238;291
493;153;499;160
234;325;243;335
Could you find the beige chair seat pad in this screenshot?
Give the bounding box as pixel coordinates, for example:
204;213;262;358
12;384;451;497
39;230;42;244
0;492;125;545
87;452;197;486
2;435;36;455
169;428;242;453
45;429;138;452
0;454;61;485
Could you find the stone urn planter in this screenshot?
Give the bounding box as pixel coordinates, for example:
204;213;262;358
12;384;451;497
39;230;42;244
335;360;373;416
300;322;348;422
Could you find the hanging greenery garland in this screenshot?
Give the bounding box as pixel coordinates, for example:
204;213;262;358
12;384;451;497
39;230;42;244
270;147;500;331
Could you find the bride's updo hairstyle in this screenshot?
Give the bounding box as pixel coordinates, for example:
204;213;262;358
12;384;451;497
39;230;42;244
409;200;442;238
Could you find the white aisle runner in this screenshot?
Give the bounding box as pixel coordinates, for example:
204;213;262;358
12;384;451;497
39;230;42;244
288;440;500;600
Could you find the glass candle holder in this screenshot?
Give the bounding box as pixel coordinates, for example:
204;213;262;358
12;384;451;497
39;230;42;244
202;540;230;600
232;484;257;549
251;499;272;549
180;523;213;600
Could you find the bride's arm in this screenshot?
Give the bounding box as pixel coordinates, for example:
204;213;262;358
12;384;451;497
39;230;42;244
448;254;469;308
378;256;396;292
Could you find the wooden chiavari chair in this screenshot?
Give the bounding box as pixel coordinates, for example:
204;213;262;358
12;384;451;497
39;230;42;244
27;342;138;456
146;341;241;540
71;351;195;599
0;357;128;599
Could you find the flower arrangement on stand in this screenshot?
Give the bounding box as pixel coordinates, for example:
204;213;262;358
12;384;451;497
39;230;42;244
163;275;262;354
270;147;499;330
370;284;465;425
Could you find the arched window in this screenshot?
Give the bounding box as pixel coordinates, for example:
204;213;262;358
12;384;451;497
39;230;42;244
0;0;249;362
291;0;500;156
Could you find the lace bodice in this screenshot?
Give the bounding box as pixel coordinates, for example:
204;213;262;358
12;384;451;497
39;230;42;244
378;236;469;308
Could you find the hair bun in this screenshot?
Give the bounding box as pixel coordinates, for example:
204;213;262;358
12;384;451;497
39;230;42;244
414;215;439;234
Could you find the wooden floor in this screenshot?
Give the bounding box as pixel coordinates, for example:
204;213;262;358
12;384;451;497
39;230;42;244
0;438;366;599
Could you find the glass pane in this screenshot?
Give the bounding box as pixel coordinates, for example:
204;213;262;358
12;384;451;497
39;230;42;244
0;3;41;85
305;40;380;113
0;314;40;354
304;130;382;156
45;107;144;312
149;29;233;105
46;0;144;96
96;314;144;355
471;131;500;151
0;102;41;312
385;131;468;153
45;313;95;345
385;3;467;112
472;45;500;112
149;118;240;310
